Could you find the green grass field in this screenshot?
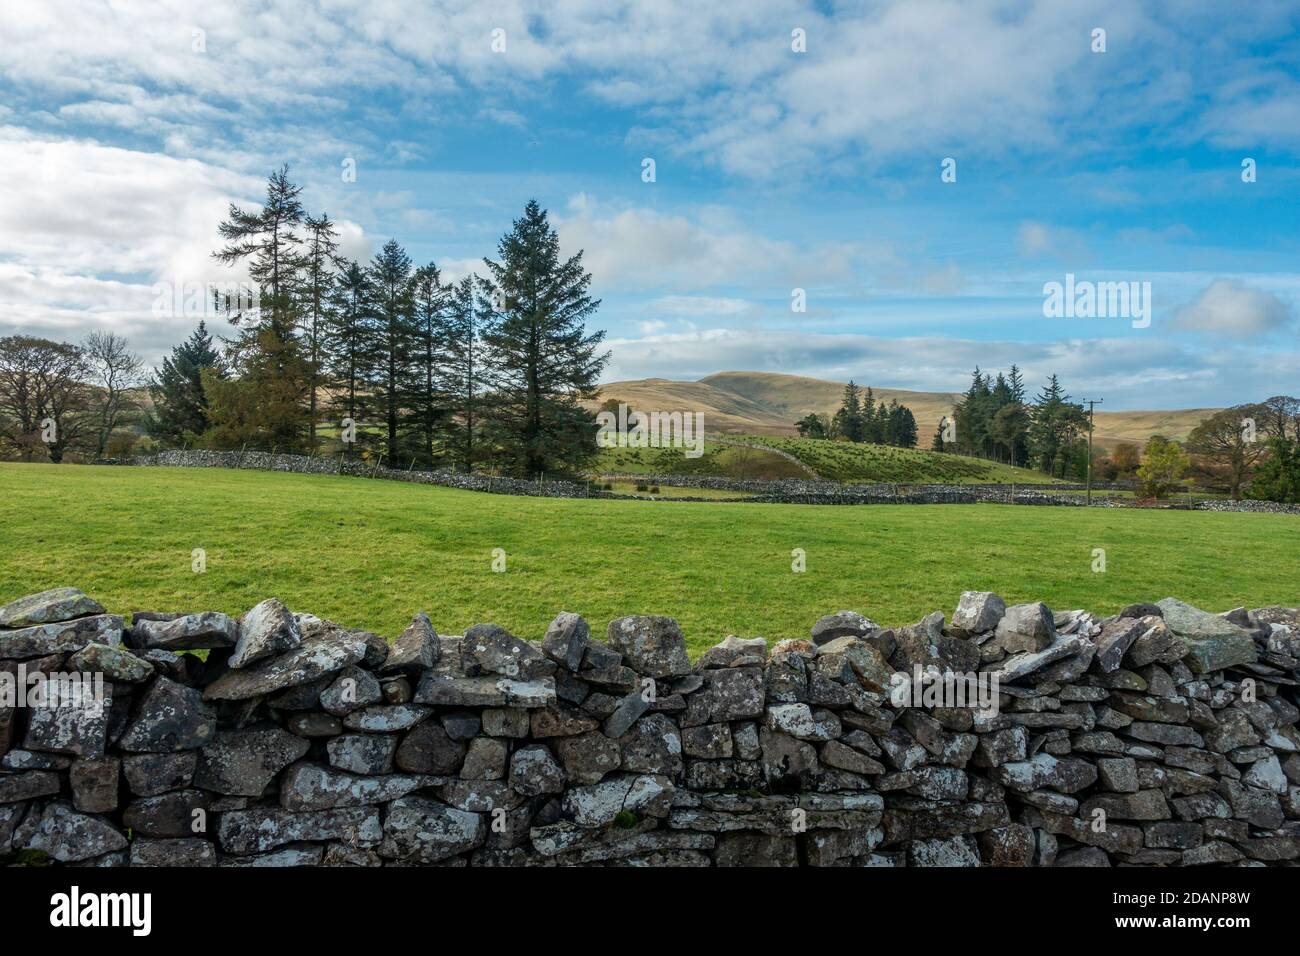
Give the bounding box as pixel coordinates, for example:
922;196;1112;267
592;442;807;479
1;463;1295;656
593;434;1061;484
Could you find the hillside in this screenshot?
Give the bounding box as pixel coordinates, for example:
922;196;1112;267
589;370;1220;450
752;436;1061;484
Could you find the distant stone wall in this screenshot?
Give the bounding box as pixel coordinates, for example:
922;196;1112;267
595;472;1124;494
115;450;596;499
93;452;1299;512
3;587;1299;867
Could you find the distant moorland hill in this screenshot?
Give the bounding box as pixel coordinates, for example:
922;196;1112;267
588;371;1218;450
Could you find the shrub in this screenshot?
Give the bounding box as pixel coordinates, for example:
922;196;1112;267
1136;435;1190;499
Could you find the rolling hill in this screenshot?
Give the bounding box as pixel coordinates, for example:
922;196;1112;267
588;370;1218;450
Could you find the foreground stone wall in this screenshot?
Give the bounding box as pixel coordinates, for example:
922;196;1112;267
2;587;1298;867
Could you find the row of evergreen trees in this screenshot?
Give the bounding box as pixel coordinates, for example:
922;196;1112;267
795;381;919;447
145;168;608;476
937;366;1090;478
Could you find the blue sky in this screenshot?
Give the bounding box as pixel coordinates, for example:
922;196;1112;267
1;0;1298;408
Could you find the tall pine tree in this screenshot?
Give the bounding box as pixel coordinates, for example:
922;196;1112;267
325;260;377;458
144;321;222;446
300;213;343;450
409;262;451;467
211;165;311;449
442;276;491;472
834;381;864;441
367;240;416;462
479;201;608;477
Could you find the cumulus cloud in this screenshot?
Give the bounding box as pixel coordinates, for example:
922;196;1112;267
554;195;860;292
1168;279;1295;336
0;131;365;360
2;2;1296;180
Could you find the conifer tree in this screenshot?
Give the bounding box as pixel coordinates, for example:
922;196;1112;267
300;213;343;449
325;261;377;458
367;240;416;462
144;321;222;446
479;200;608;477
442;276;491;472
210;165;311;449
834;380;864;442
409;262;451;466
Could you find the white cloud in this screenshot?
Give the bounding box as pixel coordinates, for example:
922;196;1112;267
1168;279;1294;336
554;195;859;292
0;130;366;361
3;1;1295;181
1017;221;1089;259
648;296;753;317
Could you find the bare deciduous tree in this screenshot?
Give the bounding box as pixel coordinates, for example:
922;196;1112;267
84;331;144;457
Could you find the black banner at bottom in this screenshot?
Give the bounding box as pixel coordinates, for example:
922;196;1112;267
0;864;1275;942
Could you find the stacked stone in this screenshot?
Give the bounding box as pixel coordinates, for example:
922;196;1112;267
1;586;1297;866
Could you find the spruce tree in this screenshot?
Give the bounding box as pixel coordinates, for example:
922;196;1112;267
300;213;343;450
954;368;992;457
834;381;864;442
479;200;608;477
1029;374;1088;477
442;276;491;472
367;240;416;462
409;262;451;466
325;261;377;458
861;386;878;443
144;321;222;446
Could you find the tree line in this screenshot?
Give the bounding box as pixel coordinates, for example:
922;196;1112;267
794;381;919;447
0;332;145;462
0;168;611;478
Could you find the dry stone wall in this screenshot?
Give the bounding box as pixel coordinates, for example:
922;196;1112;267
101;452;1300;512
2;587;1299;867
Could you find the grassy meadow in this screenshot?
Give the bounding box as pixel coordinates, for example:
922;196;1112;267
753;436;1059;484
1;462;1295;656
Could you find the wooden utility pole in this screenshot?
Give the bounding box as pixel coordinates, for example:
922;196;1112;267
1081;398;1103;505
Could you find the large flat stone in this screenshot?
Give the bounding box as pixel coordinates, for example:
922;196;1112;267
1156;598;1258;673
129;612;238;651
194;725;310;796
378;796;484;863
0;588;104;628
280;761;443;810
218;805;381;854
414;673;555;708
203;627;368;700
0;615;124;659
